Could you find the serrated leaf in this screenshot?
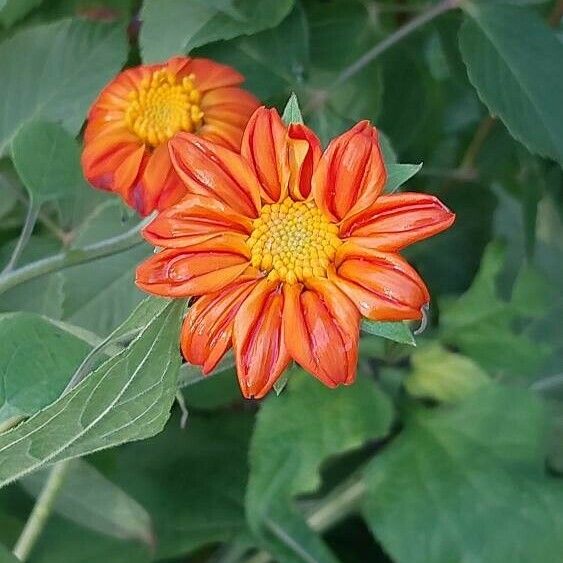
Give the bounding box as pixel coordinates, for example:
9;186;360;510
0;19;128;155
247;372;393;563
459;3;563;165
140;0;294;62
363;385;563;563
281;93;303;125
21;458;153;545
385;163;423;193
11;120;83;205
0;313;90;425
361;320;416;346
0;300;184;488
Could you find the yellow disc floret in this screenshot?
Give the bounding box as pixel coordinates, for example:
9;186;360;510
124;69;203;147
246;198;342;284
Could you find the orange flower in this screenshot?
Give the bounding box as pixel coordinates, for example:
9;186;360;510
81;56;259;215
136;107;455;398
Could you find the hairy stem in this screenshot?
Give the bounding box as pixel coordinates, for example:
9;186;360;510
12;460;72;561
2;202;40;273
0;220;147;296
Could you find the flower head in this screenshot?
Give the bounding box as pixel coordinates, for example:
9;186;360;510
136;107;455;398
81;56;259;215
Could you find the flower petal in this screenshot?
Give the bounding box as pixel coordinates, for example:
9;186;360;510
312;121;386;222
287;123;322;201
181;274;260;373
182;57;245;91
241;107;289;204
142;193;253;249
136;242;251;298
340;192;455;251
232;280;290;398
169;133;261;218
283;279;359;387
329;243;429;321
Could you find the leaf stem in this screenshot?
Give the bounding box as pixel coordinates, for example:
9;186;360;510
2;202;40;274
333;0;461;89
12;460;72;561
0;220;147;296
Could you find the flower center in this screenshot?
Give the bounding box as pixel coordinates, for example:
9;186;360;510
124;69;203;147
247;198;342;284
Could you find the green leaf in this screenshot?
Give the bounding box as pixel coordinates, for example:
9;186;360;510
104;411;253;558
247;372;393;562
281;93;303;125
363;385;563;563
0;541;19;563
140;0;294;62
0;19;128;155
10;120;82;205
0;300;183;488
361;320;416;346
405;342;491;403
385;163;423;193
61;201;150;335
21;458;153;545
459;3;563;165
0;0;43;27
0;313;90;425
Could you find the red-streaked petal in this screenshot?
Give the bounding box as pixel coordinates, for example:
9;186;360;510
287;123;322;201
329;243;429;321
181;274;261;373
340;192;455;251
136;244;251;297
183;57;244;91
283;279;359;387
143;193;253;248
232;279;290;398
169;133;261;218
241;106;289;204
312;121;386;222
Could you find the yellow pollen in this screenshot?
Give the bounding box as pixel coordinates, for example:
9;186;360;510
124;69;204;146
247;198;342;283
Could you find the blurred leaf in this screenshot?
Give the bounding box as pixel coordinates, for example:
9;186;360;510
247;372;393;563
104;411;253;558
361;320;416;346
0;19;128;155
363;385;563;563
405;342;490;403
385;163;423;193
0;300;183;488
282;93;304;124
0;0;43;27
459;3;563;165
11;120;82;205
440;242;551;377
0;541;19;562
140;0;294;62
0;313;90;425
21;458;153;545
199;2;309;102
61;201;150;335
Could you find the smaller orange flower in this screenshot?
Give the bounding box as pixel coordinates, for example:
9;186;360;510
81;56;259;215
136;107;455;398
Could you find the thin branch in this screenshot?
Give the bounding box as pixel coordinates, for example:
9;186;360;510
12;460;72;561
2;203;40;273
0;219;147;296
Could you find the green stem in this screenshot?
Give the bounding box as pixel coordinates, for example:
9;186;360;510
0;220;147;296
2;202;40;274
12;460;72;561
242;474;366;563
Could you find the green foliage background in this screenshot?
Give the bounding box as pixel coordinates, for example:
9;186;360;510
0;0;562;562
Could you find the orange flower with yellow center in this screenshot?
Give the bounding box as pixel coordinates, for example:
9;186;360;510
81;56;259;215
136;107;455;398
